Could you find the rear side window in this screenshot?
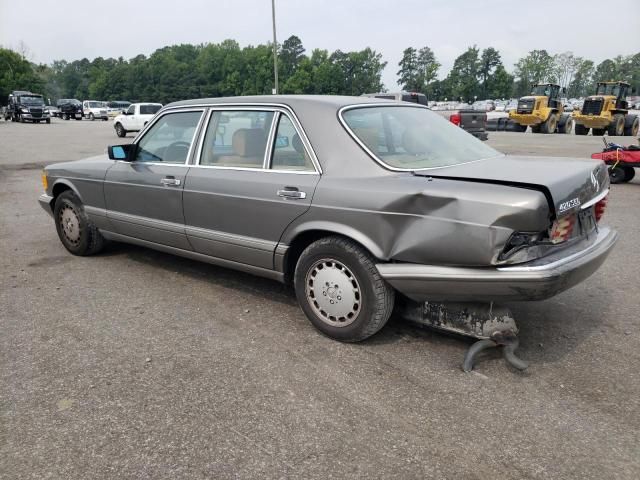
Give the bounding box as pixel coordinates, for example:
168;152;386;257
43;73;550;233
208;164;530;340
140;104;162;115
270;115;314;171
199;110;274;168
133;111;203;164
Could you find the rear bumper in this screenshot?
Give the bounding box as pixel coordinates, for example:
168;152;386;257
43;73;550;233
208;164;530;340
38;193;54;217
377;226;618;302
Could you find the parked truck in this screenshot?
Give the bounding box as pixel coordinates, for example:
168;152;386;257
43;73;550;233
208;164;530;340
3;91;50;123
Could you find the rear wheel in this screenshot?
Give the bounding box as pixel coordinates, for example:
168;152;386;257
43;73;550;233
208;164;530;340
89;113;94;121
54;191;105;256
608;114;625;136
531;124;541;133
574;123;589;135
115;123;127;137
558;116;573;134
46;118;51;124
592;128;606;136
609;166;628;184
294;236;395;342
624;115;639;136
541;114;557;134
622;166;636;182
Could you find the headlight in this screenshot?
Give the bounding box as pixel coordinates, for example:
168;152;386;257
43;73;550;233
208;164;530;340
21;108;29;113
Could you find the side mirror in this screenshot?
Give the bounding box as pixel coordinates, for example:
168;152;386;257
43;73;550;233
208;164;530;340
108;144;133;161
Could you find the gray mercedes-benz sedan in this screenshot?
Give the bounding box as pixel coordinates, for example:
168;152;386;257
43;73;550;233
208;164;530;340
39;95;617;342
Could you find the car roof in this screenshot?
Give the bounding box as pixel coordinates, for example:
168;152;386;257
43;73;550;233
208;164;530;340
167;94;399;110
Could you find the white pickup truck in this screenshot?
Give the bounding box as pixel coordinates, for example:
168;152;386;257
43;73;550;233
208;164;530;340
113;103;162;137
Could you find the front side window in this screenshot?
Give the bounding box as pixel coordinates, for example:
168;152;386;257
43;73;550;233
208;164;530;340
140;104;162;115
342;106;501;170
133;111;202;164
270;115;314;171
200;110;274;168
126;105;135;115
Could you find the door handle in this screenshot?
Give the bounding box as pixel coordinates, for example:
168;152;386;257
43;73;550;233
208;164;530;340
277;188;306;199
161;176;181;186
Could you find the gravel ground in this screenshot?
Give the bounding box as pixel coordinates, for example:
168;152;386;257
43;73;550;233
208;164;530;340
1;118;639;479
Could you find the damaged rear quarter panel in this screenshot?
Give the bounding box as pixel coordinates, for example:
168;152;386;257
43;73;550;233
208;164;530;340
283;173;550;267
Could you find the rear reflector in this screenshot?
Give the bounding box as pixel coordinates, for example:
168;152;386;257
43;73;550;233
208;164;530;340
449;113;461;126
594;195;608;223
550;214;576;244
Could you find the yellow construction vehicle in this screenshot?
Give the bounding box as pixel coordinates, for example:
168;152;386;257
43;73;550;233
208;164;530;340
573;81;639;136
508;83;573;134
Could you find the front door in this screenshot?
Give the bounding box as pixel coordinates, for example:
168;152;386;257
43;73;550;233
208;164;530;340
104;109;204;249
183;109;320;269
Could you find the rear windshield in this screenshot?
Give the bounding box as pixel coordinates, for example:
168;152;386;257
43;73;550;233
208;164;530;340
341;105;501;170
140;104;162;115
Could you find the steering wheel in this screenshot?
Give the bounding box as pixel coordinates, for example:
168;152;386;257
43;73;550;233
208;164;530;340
160;141;191;163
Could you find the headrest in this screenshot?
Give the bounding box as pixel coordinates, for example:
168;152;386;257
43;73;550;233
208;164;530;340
232;128;266;157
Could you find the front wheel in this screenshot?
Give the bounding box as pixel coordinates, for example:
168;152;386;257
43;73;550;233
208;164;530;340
115;123;127;137
540;114;557;134
574;123;589;135
89;113;94;121
54;191;105;255
592;128;606;136
294;236;395;342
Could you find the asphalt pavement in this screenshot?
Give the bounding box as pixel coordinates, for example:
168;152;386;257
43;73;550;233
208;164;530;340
1;119;639;479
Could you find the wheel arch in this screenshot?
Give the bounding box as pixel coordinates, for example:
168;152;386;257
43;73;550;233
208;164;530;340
279;223;386;284
51;179;83;204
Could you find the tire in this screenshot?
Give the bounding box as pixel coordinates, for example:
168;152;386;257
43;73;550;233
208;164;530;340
115;123;127;137
531;124;541;133
558;115;573;134
609;166;627;184
102;117;108;121
624;115;639;136
608;114;625;136
89;113;94;121
64;114;70;120
540;114;557;134
46;119;51;124
294;236;395;342
75;116;82;121
623;166;636;182
53;191;105;256
575;123;589;135
592;128;606;136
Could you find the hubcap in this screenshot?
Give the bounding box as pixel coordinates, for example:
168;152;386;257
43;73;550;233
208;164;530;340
305;258;361;327
59;206;81;244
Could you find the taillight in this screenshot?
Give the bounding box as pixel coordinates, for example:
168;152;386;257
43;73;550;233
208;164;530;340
594;195;608;223
550;214;576;244
449;113;461;126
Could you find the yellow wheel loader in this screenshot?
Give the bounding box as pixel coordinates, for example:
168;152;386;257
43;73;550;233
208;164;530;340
508;83;573;134
573;81;639;137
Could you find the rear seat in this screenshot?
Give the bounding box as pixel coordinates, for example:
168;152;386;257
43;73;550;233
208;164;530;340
214;128;266;167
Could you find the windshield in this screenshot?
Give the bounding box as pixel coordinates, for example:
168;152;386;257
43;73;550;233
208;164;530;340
341;105;501;170
140;104;162;115
596;83;620;97
531;85;552;96
19;96;44;106
87;101;103;108
108;101;131;109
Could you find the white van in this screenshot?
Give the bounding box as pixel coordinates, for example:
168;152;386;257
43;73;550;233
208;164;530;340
82;100;109;121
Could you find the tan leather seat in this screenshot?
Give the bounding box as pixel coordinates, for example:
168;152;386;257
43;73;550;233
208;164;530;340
215;128;267;167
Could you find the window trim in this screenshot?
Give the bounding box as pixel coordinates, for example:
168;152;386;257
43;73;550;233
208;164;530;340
192;106;320;175
268;112;317;173
124;108;206;167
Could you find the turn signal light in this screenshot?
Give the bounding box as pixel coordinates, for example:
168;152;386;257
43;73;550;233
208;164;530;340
449;113;461;126
41;171;48;191
594;195;608;223
550;214;575;244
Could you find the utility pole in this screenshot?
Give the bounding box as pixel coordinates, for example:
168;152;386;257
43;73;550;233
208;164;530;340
271;0;278;94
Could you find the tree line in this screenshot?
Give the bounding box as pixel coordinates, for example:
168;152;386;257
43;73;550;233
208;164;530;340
1;36;638;105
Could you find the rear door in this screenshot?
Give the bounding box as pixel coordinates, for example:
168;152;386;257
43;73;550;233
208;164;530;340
104;108;205;249
182;107;321;269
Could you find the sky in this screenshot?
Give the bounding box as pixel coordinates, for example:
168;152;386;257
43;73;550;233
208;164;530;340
1;0;639;89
